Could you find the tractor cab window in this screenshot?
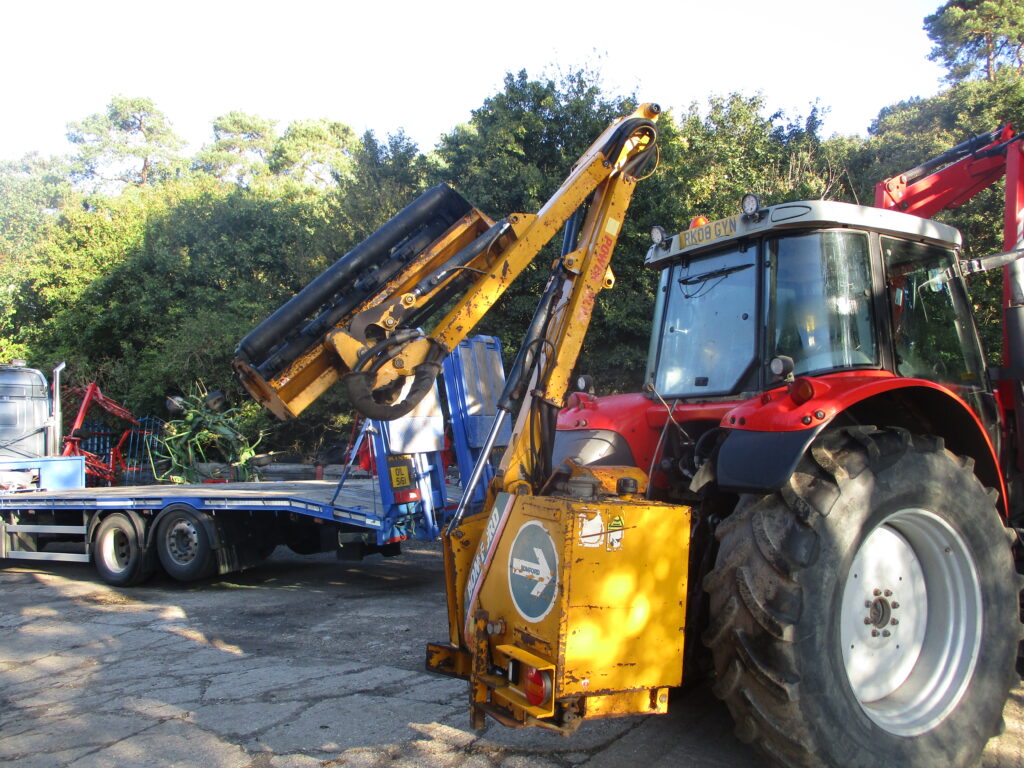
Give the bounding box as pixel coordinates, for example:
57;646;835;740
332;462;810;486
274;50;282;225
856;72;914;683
767;230;876;376
882;237;986;389
652;245;758;397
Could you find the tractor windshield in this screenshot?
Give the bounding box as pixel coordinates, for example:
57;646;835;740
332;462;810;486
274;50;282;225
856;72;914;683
767;230;877;377
650;229;877;399
651;245;758;397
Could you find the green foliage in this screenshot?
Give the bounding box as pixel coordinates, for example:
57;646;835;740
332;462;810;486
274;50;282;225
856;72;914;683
66;96;185;187
672;95;858;220
157;385;264;483
0;154;71;253
9;44;1024;452
0;153;74;360
30;175;337;410
925;0;1024;82
268;119;359;187
195;111;277;186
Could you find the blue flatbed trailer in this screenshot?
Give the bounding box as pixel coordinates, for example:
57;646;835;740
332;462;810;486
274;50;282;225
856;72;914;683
1;478;390;542
0;336;507;587
0;476;451;585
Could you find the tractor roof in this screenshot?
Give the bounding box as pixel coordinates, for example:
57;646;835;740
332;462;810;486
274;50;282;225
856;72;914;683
646;200;963;268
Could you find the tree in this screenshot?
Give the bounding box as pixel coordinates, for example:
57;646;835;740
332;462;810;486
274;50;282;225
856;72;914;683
195;111;276;186
31;175;336;411
854;74;1024;359
925;0;1024;82
432;69;682;391
67;96;185;188
0;154;70;253
268;119;359;187
330;129;430;241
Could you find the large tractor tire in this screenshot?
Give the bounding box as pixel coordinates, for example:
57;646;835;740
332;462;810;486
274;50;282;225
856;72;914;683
703;426;1019;768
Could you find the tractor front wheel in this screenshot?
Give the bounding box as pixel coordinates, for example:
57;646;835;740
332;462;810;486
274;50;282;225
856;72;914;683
703;427;1019;768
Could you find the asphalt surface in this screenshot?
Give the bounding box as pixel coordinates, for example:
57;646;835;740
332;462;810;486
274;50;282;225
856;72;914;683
2;543;1023;768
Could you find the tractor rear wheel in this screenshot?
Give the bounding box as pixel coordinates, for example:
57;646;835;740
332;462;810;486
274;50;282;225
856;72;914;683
703;426;1019;768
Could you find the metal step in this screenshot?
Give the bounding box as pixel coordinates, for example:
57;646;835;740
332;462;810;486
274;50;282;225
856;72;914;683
4;550;90;563
6;524;87;534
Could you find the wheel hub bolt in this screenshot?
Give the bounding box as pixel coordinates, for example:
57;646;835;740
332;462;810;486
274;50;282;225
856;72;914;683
890;618;899;625
891;602;899;609
871;630;880;637
882;630;891;637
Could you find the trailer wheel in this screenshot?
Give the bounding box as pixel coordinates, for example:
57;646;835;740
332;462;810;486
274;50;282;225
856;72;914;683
156;506;216;582
703;427;1019;768
92;513;155;587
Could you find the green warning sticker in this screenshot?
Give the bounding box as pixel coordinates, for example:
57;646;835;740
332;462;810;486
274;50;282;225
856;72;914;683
607;514;624;551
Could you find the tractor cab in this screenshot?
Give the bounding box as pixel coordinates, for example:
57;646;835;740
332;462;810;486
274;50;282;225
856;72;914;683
645;198;988;401
635;198;1003;481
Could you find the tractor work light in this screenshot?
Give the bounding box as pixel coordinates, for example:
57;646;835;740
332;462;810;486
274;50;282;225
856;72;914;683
741;193;764;222
769;355;795;379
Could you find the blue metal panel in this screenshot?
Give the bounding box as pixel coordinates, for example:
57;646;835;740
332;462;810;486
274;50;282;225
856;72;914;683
443;336;510;515
0;456;86;491
369;379;449;543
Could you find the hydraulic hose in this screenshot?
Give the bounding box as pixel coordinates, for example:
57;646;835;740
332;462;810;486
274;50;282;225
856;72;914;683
343;334;446;420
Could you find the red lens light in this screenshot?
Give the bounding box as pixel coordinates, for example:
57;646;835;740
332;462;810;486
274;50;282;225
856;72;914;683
790;378;816;405
689;215;709;229
523;665;552;707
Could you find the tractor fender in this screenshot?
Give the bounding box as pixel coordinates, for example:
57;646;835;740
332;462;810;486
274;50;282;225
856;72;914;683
712;378;1005;514
713;425;826;493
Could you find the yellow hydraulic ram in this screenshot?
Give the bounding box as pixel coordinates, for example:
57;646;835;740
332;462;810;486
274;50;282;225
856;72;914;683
236;103;683;733
419;104;692;734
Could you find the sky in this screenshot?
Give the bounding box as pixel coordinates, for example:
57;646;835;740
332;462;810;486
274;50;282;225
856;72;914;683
1;0;948;163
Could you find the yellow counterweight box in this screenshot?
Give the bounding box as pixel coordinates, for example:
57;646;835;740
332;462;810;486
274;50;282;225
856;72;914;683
442;491;691;729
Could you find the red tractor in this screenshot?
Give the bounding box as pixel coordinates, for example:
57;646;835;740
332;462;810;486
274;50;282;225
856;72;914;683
551;126;1024;766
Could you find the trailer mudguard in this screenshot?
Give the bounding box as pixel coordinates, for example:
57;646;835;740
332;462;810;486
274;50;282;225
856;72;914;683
149;503;222;551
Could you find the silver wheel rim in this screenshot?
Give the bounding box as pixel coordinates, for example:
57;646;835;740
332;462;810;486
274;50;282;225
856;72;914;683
840;508;981;736
165;517;200;565
101;526;131;573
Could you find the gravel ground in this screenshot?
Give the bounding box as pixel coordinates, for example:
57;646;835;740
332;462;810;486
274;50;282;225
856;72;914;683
2;543;1022;767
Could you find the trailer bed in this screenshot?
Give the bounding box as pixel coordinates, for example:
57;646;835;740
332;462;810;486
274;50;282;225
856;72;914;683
0;478;397;530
